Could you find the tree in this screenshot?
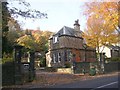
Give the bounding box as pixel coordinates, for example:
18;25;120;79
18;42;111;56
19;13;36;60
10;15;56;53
7;17;24;44
83;2;119;54
7;0;47;19
17;34;36;50
32;30;53;52
2;0;47;55
17;29;53;52
8;17;21;31
2;2;11;54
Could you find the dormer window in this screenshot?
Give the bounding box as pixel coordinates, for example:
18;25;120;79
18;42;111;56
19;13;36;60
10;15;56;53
53;36;58;43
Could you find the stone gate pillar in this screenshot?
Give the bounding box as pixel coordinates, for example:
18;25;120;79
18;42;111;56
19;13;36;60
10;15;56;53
29;51;35;81
13;45;23;85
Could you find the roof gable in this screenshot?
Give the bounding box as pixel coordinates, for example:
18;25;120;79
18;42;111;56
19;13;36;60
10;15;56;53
54;26;82;37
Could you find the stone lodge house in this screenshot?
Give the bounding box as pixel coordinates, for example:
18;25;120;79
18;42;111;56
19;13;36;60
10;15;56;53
46;20;96;67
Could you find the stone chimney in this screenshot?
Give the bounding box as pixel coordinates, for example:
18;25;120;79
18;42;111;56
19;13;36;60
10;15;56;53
74;19;80;32
74;19;81;37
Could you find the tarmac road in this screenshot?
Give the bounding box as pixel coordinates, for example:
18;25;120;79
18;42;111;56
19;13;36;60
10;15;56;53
49;74;119;89
2;72;119;90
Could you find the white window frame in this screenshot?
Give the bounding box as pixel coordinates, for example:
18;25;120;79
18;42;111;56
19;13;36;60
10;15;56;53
53;36;58;43
58;52;61;63
53;54;56;63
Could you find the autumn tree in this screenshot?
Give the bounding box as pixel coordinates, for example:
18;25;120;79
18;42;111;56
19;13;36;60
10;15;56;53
17;29;53;66
83;2;119;54
17;29;53;52
2;0;47;56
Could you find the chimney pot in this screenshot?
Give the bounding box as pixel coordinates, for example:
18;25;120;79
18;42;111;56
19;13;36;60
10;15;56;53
74;19;80;26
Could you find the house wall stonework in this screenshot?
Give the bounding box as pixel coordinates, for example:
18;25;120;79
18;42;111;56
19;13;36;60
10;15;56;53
59;35;83;49
50;49;65;67
48;35;96;67
50;35;84;50
47;20;96;67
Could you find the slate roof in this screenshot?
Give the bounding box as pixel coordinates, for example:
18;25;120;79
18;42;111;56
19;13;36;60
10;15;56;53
54;26;82;37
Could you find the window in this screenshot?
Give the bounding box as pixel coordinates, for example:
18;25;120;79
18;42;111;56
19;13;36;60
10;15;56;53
53;53;60;63
58;52;61;62
53;36;58;43
67;51;72;61
53;54;56;63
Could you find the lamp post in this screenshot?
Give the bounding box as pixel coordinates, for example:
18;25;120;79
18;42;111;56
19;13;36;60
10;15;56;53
83;44;87;62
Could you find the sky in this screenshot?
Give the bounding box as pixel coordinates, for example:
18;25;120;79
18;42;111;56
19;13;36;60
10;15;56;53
8;0;88;32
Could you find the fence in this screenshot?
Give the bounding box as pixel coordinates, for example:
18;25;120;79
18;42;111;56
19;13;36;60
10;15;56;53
104;62;120;73
74;62;120;74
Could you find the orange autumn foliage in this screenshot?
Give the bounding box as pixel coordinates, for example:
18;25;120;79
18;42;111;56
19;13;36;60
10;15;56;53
82;2;119;53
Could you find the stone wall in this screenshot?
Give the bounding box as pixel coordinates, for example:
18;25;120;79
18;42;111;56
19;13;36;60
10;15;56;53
2;62;15;86
74;62;90;74
57;68;72;74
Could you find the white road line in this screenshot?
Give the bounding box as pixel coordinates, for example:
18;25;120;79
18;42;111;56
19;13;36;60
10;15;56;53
91;81;118;90
97;81;118;88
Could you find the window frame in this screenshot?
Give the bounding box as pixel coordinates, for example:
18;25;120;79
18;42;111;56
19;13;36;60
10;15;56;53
58;52;61;63
53;53;56;63
53;36;58;43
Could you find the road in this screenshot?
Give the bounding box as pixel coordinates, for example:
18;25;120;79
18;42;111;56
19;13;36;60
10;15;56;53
48;74;119;89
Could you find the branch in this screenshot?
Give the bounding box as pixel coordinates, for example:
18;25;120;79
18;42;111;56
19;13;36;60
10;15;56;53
8;0;48;19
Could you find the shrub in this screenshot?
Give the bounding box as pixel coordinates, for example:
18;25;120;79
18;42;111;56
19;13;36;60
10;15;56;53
105;57;120;62
105;58;111;61
111;57;120;62
64;62;71;68
2;57;13;64
89;68;96;76
45;67;57;72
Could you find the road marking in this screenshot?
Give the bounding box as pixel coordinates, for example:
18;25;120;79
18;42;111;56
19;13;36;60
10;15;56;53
91;81;118;90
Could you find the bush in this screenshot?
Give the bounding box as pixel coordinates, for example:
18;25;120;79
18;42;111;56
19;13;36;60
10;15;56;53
2;57;13;64
64;62;71;68
89;68;96;76
105;58;111;62
111;57;120;62
40;57;46;67
45;67;57;72
105;57;120;62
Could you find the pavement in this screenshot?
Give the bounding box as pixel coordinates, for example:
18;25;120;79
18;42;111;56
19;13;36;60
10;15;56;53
2;71;119;89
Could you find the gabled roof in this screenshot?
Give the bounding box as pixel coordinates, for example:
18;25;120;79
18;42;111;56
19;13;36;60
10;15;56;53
55;26;74;36
54;26;82;37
